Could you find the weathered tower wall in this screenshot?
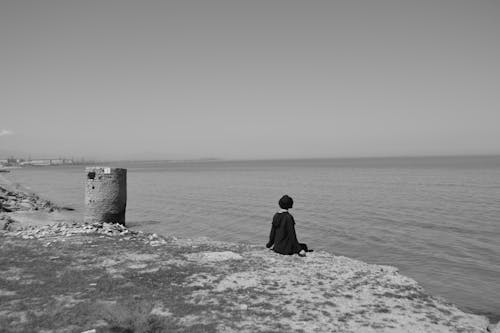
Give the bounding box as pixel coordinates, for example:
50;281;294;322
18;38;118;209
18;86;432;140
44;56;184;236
84;167;127;225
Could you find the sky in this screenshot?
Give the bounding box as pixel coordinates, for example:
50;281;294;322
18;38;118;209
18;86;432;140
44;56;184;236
1;0;499;161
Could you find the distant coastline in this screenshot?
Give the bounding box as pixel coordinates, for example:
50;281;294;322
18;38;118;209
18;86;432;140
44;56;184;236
3;153;500;168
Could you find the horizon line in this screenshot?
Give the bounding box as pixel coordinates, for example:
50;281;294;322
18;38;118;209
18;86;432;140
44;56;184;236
101;153;500;164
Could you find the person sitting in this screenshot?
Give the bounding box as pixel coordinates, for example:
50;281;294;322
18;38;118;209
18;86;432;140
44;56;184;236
266;195;310;257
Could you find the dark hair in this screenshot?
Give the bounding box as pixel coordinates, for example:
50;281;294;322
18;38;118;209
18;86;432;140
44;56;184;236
279;195;293;209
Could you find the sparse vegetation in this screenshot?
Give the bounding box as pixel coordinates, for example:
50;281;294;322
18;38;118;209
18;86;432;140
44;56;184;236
0;224;491;332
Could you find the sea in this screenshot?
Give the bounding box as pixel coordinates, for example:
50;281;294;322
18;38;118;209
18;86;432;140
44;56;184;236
4;155;500;321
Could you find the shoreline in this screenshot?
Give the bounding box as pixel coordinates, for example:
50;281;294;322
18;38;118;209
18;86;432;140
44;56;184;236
1;176;499;332
0;174;79;230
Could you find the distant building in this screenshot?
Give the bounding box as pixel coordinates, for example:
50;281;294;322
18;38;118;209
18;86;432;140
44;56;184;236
28;160;51;166
49;159;74;165
50;159;64;165
10;158;75;167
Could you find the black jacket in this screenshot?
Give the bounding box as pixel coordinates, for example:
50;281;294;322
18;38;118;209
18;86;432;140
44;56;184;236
266;212;302;255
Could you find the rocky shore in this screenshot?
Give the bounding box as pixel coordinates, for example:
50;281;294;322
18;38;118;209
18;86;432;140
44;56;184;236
0;179;77;232
0;179;498;332
0;184;59;213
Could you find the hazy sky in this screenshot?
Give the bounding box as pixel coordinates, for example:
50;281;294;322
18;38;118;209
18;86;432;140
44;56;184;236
1;0;499;160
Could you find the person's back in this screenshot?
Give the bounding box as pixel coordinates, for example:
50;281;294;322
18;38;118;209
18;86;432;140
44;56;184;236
269;210;302;255
266;195;309;256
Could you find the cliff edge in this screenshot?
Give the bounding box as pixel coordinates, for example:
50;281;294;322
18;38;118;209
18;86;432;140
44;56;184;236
0;222;490;333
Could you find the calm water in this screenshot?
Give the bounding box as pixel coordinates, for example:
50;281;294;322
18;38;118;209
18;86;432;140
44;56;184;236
5;156;500;321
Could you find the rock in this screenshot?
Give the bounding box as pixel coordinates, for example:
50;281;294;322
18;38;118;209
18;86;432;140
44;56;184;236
488;322;500;333
2;216;21;232
0;203;13;213
18;202;33;210
3;219;136;240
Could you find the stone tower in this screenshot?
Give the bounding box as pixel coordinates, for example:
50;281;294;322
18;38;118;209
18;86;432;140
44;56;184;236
84;167;127;225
